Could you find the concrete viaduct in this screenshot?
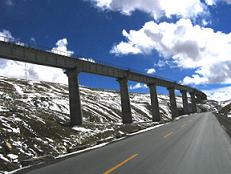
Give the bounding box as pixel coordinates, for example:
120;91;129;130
0;40;207;125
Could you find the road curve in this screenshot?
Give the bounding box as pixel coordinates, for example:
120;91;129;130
24;112;231;174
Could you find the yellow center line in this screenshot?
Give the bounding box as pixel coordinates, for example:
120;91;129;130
103;153;139;174
163;131;174;138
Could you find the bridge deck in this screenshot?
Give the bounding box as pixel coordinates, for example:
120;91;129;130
0;41;206;99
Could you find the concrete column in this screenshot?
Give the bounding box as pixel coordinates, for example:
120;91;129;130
168;87;178;119
190;92;197;113
117;78;132;124
66;68;82;126
180;90;189;115
148;83;160;122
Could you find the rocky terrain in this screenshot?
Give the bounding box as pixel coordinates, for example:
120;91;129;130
0;76;218;173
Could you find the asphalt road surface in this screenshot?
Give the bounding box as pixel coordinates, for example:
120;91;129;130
24;112;231;174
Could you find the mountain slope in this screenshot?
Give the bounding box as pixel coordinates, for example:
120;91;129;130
0;76;214;172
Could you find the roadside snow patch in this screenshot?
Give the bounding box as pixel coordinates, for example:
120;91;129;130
7;154;18;162
72;127;91;132
0;154;10;162
56;142;109;159
128;124;164;136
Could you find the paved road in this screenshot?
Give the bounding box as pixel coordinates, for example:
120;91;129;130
25;112;231;174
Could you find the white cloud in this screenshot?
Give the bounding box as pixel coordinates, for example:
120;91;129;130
155;60;167;68
204;85;231;101
111;19;231;85
0;30;73;84
182;74;208;85
89;0;207;19
51;38;74;56
0;30;14;41
129;83;147;90
183;61;231;85
205;0;231;5
0;60;68;84
201;19;211;26
80;57;96;63
205;0;216;5
146;68;156;74
0;29;24;46
110;41;142;55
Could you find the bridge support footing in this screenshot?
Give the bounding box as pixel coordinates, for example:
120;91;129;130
117;78;132;124
168;87;178;119
148;83;160;122
66;68;82;126
190;92;197;113
181;90;189;115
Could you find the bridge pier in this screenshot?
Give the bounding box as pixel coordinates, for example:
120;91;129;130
168;87;178;119
148;83;160;122
66;68;83;126
180;90;189;115
117;78;132;124
190;92;197;113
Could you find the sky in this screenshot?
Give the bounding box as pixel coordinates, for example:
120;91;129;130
0;0;231;101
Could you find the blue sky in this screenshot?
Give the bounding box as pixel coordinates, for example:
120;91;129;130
0;0;231;100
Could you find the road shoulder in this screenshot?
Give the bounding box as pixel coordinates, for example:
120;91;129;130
215;112;231;138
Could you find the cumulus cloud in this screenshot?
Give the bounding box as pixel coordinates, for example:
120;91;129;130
183;61;231;85
129;83;147;90
0;60;68;84
155;60;167;68
111;19;231;85
182;74;208;85
146;68;156;74
204;85;231;101
204;0;216;5
51;38;74;56
205;0;231;5
0;30;14;41
110;41;142;55
88;0;206;19
79;57;96;63
0;30;73;84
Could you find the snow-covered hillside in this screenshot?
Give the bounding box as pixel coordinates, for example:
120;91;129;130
219;100;231;107
0;76;216;173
